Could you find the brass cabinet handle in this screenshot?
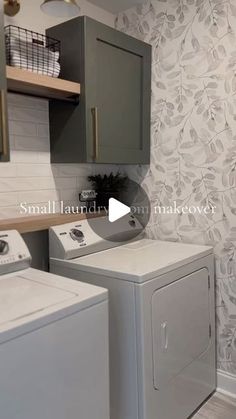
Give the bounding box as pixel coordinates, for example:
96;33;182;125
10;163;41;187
0;89;9;158
91;107;99;161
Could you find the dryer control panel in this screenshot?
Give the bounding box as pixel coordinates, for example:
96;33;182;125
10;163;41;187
0;230;31;275
49;215;144;260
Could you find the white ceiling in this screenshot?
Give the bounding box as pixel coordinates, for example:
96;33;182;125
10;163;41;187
86;0;147;14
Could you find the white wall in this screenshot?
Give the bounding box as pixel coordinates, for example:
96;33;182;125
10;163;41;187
1;0;116;220
87;0;146;14
4;0;115;32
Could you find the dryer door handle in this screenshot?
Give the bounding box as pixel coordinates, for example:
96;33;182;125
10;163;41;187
161;322;168;352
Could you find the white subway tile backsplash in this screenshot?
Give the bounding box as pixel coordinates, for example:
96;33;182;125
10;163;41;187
56;177;77;189
55;164;93;177
60;188;79;203
0;164;17;178
76;176;91;191
0;192;18;207
21;189;60;204
14;136;49;152
31;178;56;190
0;179;19;192
37;152;51;163
10;150;39;163
0;177;56;192
9;107;48;124
16;164;54;177
7;94;48;111
37;124;50;139
0;206;23;219
9;134;15;149
9;120;37;137
0;94;117;220
92;164;123;175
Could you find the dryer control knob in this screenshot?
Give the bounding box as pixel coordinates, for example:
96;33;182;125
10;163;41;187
70;229;84;243
0;240;9;255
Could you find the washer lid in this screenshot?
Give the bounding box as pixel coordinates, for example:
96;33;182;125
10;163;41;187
52;239;213;283
0;268;107;343
0;275;76;325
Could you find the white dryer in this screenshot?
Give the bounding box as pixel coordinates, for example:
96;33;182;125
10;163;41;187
0;230;109;419
49;216;216;419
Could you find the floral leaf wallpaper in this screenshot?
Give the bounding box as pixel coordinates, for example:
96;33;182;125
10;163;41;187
116;0;236;375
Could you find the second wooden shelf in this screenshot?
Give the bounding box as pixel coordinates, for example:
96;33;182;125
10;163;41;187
6;66;80;102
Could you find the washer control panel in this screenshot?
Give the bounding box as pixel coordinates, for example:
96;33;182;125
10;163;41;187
0;230;31;275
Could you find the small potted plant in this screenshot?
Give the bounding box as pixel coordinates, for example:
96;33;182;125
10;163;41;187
88;172;128;209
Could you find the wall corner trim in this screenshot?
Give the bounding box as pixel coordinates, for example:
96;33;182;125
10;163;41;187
217;369;236;399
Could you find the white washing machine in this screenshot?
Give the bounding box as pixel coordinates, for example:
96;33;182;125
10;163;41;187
0;230;109;419
49;215;216;419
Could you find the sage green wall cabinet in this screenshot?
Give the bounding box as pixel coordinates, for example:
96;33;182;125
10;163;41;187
0;0;9;162
47;17;151;164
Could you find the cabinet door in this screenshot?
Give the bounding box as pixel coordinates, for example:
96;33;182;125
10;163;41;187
85;18;151;164
0;0;9;162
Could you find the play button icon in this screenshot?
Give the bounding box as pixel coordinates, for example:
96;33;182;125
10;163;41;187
86;177;151;242
108;198;130;222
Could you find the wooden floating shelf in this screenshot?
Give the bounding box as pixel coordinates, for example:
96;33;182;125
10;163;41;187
6;66;80;102
0;212;104;234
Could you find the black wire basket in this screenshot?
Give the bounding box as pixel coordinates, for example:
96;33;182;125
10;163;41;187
5;25;61;78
